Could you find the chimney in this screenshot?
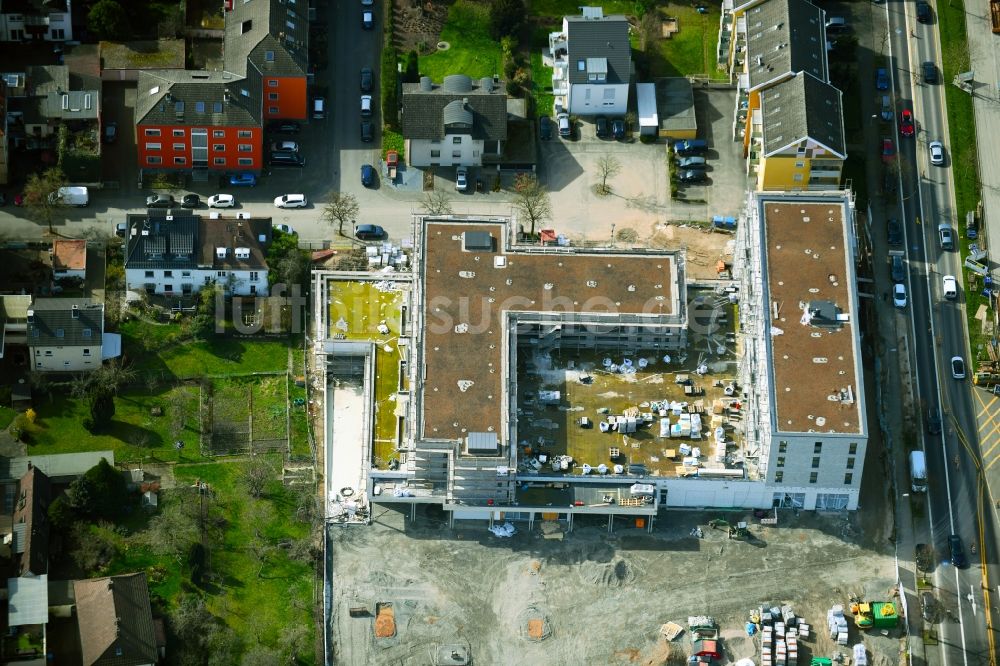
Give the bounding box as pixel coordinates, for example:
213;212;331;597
71;304;79;319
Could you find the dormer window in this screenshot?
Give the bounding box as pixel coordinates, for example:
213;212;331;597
265;50;275;62
577;59;586;71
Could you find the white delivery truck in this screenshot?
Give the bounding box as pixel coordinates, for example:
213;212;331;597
909;451;927;493
48;186;89;206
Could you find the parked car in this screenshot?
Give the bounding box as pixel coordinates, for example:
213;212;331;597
360;120;374;142
181;194;201;209
922;61;937;84
146;194;175;208
887;218;902;245
361;95;373;117
920;591;937;624
951;356;966;380
916;0;932;23
678;169;706;184
673;139;708;156
208;193;236;208
678;156;706;170
360;67;373;93
362;10;374;29
929;140;944;165
595;116;610;139
456;166;469;191
266;120;301;134
539;116;552;140
825;16;849;32
271;140;300;153
361;0;373;5
355;224;385;241
611;117;626;140
115;221;127;237
899;109;915;137
942;274;958;299
103;121;118;144
891;255;905;282
881;137;895;163
879;95;893;121
557;112;571;138
274;194;308;209
270;152;305;167
361;163;375;187
893;283;907;308
273;223;296;235
312;97;326;120
938;222;955;250
948;534;967;567
875;68;889;91
229;173;257;187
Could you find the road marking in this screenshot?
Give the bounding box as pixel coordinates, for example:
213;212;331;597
975;391;997;418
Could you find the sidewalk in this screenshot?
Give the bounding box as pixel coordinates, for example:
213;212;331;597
965;3;1000;256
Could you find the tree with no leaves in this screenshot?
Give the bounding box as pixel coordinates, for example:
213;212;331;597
23;167;68;235
420;190;453;216
321;192;360;237
512;173;551;237
596;154;621;195
239;455;276;499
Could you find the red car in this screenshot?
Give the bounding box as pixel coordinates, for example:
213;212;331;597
899;109;915;137
882;138;896;163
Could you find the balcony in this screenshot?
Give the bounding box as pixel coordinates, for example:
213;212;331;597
549;32;568;62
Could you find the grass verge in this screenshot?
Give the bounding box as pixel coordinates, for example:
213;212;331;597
289;348;311;460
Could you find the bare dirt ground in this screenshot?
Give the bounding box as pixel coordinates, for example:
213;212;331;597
329;502;900;666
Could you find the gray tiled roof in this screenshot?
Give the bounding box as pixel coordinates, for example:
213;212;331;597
761;72;845;157
26;65;68;96
135;70;261;127
744;0;827;91
75;573;158;666
42;90;99;120
565;15;631;85
123;213;272;272
28;299;104;347
402;76;507;141
224;0;308;78
12;466;50;578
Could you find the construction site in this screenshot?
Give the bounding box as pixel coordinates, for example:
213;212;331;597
328;493;901;666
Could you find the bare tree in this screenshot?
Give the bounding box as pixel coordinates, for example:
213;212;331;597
596;154;621;195
321;192;360;236
23;167;68;235
239;455;277;499
420;190;453;216
512;173;552;237
144;489;199;562
244;499;276;577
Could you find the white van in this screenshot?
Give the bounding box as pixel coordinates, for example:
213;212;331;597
942;275;957;300
909;451;927;493
312;97;326;119
48;186;89;206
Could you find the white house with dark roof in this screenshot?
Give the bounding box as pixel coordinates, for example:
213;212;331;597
548;7;631;116
401;75;508;168
123;212;272;297
27;299;105;372
0;0;73;42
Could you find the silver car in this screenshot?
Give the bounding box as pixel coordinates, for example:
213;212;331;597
929;141;944;166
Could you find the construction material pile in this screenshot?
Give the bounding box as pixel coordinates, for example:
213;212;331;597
826;604;849;645
757;604;808;666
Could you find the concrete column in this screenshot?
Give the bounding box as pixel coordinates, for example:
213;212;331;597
607;514;614;534
411;503;416;522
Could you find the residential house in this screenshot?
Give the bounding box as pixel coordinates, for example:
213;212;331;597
401;75;507;168
75;572;160;666
123;213;272;296
135;70;263;175
27;298;105;372
12;465;50;577
52;238;86;281
16;65;99;140
728;0;845;190
548;7;631;116
0;0;73;42
224;0;310;122
757;72;845;190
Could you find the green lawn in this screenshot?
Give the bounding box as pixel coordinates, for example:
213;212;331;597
101;461;314;662
647;3;725;79
0;406;14;430
419;0;503;81
289;348;311;460
529;0;633;18
530;50;555;119
935;0;985;356
122;319;290;379
28;385;205;464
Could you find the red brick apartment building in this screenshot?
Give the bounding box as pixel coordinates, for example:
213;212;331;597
135;0;308;175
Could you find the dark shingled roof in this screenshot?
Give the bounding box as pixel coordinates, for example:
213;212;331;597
26;64;68;96
744;0;827;91
28;298;104;347
123;213;272;272
761;72;846;157
224;0;308;78
12;466;50;577
2;0;69;13
564;14;631;85
135;70;261;127
402;76;508;141
74;573;158;666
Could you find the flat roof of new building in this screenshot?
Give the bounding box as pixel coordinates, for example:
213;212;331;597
653;78;696;134
762;199;861;434
420;220;683;441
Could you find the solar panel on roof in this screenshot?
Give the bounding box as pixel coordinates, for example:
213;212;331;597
170;232;193;255
145;236;166;256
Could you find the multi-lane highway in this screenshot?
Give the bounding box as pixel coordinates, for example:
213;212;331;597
886;0;997;662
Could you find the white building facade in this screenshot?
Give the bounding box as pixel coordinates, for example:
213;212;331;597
549;7;631;117
0;1;72;42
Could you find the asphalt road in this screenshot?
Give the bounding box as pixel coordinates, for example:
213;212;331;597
888;0;998;662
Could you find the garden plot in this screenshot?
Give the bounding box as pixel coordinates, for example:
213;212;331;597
206;375;288;455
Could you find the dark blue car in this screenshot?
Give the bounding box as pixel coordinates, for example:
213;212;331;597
875;68;889;91
948;535;967;568
361;164;375;187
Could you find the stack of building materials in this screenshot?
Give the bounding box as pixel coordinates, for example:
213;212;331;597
757;604;810;666
853;644;867;666
827;604;849;645
365;243;408;267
